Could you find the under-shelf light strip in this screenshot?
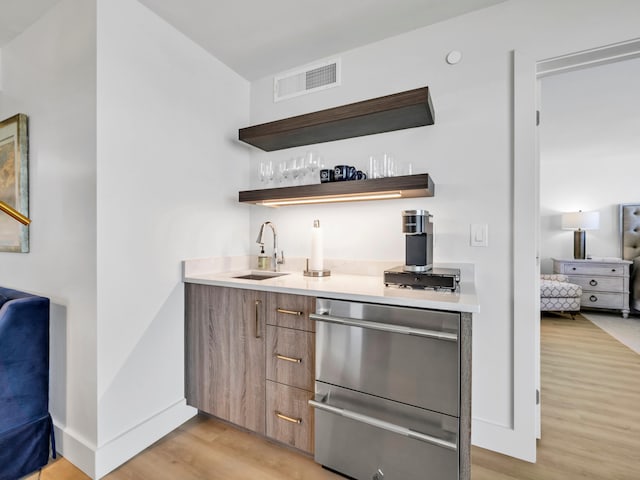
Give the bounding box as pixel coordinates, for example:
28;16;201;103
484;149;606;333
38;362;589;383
260;192;403;206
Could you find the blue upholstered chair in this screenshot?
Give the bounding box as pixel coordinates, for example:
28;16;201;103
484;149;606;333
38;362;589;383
0;287;54;480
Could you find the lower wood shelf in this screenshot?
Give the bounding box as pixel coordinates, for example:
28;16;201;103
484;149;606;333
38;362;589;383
238;173;435;206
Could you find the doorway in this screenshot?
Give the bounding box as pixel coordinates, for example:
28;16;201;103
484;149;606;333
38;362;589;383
511;38;640;461
534;38;640;440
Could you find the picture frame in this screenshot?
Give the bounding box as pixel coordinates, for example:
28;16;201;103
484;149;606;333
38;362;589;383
0;113;29;252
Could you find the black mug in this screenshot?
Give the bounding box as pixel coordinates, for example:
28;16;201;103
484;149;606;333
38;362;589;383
334;165;357;181
320;169;334;183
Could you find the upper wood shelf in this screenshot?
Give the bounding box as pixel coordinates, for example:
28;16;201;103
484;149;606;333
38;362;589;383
238;86;435;152
239;174;435;206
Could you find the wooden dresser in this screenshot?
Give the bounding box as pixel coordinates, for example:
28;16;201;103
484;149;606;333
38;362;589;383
553;258;632;318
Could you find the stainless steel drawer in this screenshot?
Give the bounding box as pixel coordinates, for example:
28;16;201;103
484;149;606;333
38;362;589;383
311;382;459;480
312;299;460;417
568;275;625;293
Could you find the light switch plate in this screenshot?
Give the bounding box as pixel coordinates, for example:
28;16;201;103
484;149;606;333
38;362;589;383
471;224;488;247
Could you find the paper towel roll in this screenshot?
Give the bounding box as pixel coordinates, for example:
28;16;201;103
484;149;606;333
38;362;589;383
310;219;323;271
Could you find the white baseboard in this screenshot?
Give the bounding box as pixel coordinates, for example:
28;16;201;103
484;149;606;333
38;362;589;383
94;399;196;479
52;423;97;478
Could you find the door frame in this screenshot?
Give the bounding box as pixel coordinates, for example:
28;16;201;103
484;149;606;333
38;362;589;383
511;36;640;461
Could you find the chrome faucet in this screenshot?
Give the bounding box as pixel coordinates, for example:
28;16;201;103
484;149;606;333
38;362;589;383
256;221;284;271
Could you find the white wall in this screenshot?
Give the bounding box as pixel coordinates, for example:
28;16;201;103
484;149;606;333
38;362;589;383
95;0;250;476
0;0;98;473
247;0;640;459
539;57;640;272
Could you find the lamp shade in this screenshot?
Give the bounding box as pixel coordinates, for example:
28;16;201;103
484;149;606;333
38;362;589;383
561;210;600;231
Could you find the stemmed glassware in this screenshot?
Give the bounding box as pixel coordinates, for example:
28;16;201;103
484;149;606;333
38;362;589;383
305;151;320;184
278;160;289;185
260;151;325;187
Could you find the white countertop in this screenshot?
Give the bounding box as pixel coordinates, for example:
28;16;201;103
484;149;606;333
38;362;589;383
183;260;479;313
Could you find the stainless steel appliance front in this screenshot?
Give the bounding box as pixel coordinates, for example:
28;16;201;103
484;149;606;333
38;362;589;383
312;298;460;416
312;383;458;480
310;298;461;480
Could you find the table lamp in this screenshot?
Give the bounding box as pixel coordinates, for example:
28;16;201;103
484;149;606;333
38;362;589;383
561;210;599;259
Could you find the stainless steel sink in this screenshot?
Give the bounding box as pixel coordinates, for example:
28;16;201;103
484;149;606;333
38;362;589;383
233;272;289;281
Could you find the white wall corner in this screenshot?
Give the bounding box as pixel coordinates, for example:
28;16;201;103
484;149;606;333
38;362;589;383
95;400;196;479
0;48;3;91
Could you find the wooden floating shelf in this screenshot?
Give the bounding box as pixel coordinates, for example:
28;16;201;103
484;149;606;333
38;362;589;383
239;174;435;206
239;86;435;151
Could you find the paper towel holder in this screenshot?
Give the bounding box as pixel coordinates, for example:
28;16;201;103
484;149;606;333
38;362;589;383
303;258;331;277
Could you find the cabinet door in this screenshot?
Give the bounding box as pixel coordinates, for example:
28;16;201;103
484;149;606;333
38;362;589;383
185;285;266;434
266;380;314;454
266;325;315;391
266;292;316;332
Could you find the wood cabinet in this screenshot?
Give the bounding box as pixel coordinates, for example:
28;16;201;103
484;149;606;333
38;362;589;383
266;326;315;391
266;292;316;332
553;258;632;318
266;381;314;454
265;292;316;453
185;285;316;452
185;284;267;434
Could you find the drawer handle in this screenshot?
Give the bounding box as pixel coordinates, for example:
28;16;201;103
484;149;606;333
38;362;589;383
276;308;303;316
572;267;577;271
275;411;302;424
255;300;262;338
611;268;616;273
309;397;457;451
310;313;458;342
275;353;302;363
589;279;598;286
589;295;598;302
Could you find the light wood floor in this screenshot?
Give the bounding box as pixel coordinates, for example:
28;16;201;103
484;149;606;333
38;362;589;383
28;314;640;480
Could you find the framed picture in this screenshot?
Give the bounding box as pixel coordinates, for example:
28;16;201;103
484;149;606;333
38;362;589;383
0;114;29;252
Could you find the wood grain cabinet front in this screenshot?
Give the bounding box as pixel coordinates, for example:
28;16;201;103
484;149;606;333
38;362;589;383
264;291;317;453
266;292;316;332
185;284;267;434
266;381;314;454
186;287;318;453
266;325;315;391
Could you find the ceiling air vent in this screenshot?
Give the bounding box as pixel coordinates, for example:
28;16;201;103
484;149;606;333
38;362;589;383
274;59;340;102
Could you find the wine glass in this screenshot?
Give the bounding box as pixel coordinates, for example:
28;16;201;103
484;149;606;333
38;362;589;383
278;160;289;185
305;151;320;183
290;157;303;185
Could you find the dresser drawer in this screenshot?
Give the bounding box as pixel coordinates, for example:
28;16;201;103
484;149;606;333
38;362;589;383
568;275;625;293
581;292;624;309
266;381;314;454
560;263;626;277
266;293;316;332
266;325;315;391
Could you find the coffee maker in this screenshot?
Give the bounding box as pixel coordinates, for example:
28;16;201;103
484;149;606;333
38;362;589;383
384;210;460;290
402;209;433;272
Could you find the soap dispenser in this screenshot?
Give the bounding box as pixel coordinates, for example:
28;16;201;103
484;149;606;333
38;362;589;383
257;245;269;270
